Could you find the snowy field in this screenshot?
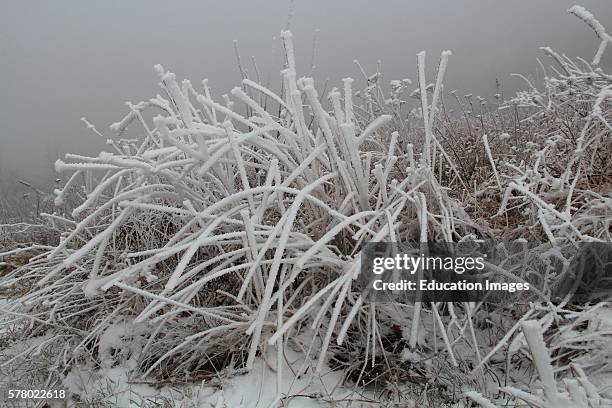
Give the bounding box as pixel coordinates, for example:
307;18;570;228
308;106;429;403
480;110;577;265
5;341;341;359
1;4;611;407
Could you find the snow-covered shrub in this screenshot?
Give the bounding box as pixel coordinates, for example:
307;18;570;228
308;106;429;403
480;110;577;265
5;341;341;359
0;4;610;405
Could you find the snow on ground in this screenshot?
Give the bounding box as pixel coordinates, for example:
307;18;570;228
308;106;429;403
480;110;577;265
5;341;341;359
60;346;377;407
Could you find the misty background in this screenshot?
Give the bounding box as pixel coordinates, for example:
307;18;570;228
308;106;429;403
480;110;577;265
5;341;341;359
1;0;611;191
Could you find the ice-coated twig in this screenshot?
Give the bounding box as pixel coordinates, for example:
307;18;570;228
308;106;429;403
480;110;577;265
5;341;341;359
569;5;612;65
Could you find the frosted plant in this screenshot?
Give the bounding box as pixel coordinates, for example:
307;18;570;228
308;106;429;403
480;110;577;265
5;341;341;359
0;4;610;405
467;319;611;408
568;5;612;65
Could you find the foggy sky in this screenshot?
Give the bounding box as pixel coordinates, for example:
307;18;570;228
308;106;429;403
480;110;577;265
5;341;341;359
1;0;611;188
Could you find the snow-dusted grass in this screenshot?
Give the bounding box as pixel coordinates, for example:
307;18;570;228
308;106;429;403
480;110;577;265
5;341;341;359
467;319;611;407
0;4;610;407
